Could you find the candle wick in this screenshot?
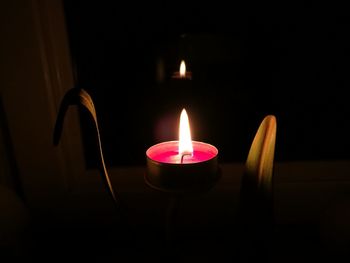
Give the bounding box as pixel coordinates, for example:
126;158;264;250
180;153;192;164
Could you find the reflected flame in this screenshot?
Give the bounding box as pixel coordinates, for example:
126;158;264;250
179;60;186;78
179;109;193;155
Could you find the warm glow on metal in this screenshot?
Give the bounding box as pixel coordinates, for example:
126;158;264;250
179;60;186;77
179;109;193;155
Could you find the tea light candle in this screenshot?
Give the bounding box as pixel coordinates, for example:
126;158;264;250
171;60;192;80
145;109;219;192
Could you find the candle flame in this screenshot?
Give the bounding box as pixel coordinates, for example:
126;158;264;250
179;60;186;78
179;108;193;155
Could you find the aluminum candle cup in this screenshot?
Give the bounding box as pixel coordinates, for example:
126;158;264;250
145;140;219;192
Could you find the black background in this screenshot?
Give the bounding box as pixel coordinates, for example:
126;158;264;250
63;1;350;167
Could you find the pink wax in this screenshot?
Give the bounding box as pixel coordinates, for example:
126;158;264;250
146;141;218;164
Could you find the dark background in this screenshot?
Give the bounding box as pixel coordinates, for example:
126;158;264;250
63;1;350;168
